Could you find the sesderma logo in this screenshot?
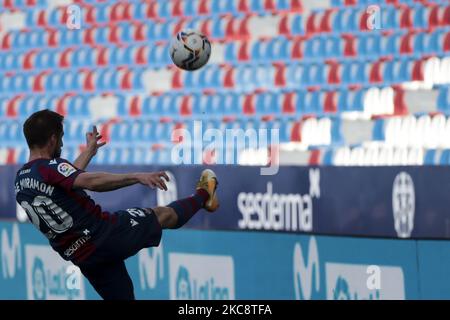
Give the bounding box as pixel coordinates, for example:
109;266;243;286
169;253;235;300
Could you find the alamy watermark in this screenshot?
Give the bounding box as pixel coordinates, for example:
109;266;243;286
66;4;81;30
366;265;381;290
366;5;382;30
171;120;280;176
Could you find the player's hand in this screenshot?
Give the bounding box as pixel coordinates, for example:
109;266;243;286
138;171;170;191
86;126;106;155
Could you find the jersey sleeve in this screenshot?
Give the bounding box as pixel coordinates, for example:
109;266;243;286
38;158;85;192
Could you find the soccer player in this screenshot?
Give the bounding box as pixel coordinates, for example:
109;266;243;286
14;110;219;300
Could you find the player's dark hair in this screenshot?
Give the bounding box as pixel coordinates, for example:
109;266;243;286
23;109;64;148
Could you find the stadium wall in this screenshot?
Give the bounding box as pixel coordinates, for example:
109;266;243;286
5;165;450;239
1;222;450;300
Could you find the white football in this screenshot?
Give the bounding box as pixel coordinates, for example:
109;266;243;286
169;29;211;71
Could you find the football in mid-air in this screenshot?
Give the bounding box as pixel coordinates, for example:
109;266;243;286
169;29;211;71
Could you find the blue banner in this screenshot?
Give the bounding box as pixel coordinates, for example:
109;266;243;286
0;221;434;300
4;165;450;238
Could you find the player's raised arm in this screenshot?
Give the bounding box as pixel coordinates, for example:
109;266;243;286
73;126;107;170
73;171;170;192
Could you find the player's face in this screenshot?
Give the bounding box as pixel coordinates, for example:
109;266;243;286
51;132;63;158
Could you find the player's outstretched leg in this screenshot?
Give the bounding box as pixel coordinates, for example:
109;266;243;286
152;169;219;229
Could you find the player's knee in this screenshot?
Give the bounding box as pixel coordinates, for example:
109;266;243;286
153;206;178;229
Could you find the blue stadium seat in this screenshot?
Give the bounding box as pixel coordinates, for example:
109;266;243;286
413;5;427;29
331;118;343;144
184;0;198;16
67;95;91;117
7;122;22;143
211;17;226;38
413;32;425;54
95;3;110;23
2;52;20;69
286;63;304;88
440;149;450;165
72;47;95;67
304;91;322;114
157;0;171;18
383;6;399;30
142;96;158;115
224;42;237;61
304;37;323;58
11;74;30;93
198;65;219;88
139;120;156;142
359;33;382;57
268;37;290;60
322;149;334;165
255;92;279;115
16;147;29;164
372;118;385;141
250;0;264;13
110;121;130;142
424;149;436;165
206;94;222;114
291;14;304;35
60;29;83;46
344;89;365;112
324;34;341;58
97;69;118;90
36;50;58;69
437;86;450;111
222;92;242;115
276;0;291;11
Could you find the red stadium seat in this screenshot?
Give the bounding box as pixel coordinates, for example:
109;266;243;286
199;0;210;15
243;93;255;115
238;0;249;13
33;71;49;92
180;96;192;116
411;57;429;81
392;85;408;115
59;48;74;68
342;34;356;57
23;50;38;70
273;62;286;87
428;5;441;28
172;0;184;17
320;9;334;33
324;91;337;113
37;10;47;27
291;37;305;59
7;95;23;117
282;92;295;114
326;60;341;84
370;59;384;83
400;32;414;55
1;33;11;50
290;121;302;142
129;96;141;116
238;41;250;61
223;66;235;88
96;47;109;66
306;12;318;34
400;7;413;29
445;32;450;52
146;1;158;18
444;5;450;26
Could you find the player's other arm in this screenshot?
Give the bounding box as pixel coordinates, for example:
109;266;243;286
73;126;106;170
73;171;170;192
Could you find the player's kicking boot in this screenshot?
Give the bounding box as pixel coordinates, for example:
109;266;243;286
196;169;219;212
